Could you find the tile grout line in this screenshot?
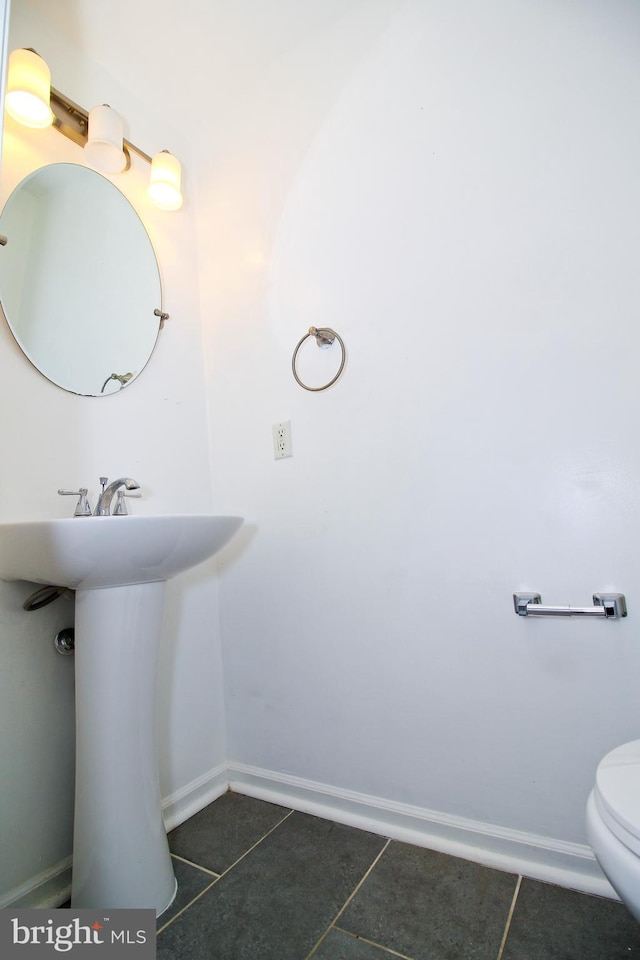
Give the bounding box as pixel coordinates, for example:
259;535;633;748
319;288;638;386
333;926;417;960
157;808;296;936
216;808;296;879
156;877;220;936
305;838;392;960
170;853;221;879
495;874;522;960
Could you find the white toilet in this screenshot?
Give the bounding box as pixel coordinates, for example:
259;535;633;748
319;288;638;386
586;739;640;922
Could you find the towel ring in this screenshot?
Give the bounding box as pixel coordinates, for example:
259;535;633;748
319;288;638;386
292;326;346;392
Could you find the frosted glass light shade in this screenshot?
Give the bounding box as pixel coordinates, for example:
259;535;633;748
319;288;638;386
5;48;54;129
148;151;183;211
84;104;127;174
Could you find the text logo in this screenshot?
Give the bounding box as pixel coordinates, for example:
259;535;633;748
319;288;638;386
0;909;155;957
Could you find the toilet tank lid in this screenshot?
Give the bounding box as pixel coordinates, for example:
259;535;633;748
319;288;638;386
595;739;640;842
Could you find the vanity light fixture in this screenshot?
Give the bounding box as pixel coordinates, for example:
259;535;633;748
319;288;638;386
84;104;127;174
148;150;183;211
4;48;184;211
5;48;54;128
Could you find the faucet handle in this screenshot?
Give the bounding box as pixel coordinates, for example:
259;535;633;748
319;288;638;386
58;487;92;517
113;489;142;516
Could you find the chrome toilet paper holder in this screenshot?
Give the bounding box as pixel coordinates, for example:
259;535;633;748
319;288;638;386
513;592;627;619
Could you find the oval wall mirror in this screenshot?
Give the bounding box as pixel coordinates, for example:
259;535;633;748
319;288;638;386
0;162;163;396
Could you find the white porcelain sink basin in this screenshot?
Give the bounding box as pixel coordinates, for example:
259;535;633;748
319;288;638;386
0;514;243;589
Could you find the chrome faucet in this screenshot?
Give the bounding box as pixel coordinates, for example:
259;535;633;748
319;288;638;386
95;477;140;516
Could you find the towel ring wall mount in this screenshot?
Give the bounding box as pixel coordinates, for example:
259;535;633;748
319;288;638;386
292;326;346;392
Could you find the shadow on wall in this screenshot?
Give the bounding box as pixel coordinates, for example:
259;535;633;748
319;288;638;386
0;580;75;906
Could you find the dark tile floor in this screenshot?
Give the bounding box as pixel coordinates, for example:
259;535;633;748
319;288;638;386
156;792;640;960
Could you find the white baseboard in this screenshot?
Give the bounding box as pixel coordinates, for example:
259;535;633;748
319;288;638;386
227;761;619;901
0;857;72;909
3;762;617;909
162;762;229;832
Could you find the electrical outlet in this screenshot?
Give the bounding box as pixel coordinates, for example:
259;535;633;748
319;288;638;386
272;420;293;459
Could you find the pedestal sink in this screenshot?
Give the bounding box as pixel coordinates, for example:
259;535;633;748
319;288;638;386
0;514;243;915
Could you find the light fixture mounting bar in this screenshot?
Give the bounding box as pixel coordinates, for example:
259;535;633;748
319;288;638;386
50;86;88;147
49;85;151;169
124;139;151;165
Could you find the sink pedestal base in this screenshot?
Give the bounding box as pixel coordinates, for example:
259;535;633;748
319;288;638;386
71;581;176;916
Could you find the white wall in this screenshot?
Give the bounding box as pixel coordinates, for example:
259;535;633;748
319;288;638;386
203;0;640;861
0;1;230;905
